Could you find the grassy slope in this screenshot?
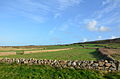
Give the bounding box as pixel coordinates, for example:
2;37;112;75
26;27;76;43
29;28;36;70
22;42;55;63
97;43;120;48
0;63;120;79
1;48;103;60
111;54;120;61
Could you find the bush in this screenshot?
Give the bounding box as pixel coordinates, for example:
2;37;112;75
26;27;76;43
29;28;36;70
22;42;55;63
16;51;24;55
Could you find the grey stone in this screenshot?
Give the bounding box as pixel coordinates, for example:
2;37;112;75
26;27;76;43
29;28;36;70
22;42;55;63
111;63;116;68
67;61;72;66
72;61;77;66
98;62;104;67
24;60;29;64
92;63;98;67
118;62;120;71
109;66;116;71
77;61;82;66
105;63;111;67
80;63;86;67
0;58;118;71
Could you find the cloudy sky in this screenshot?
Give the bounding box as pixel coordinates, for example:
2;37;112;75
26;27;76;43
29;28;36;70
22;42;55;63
0;0;120;46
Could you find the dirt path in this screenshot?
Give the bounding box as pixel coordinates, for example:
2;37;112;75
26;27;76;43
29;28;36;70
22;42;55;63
0;48;72;56
0;52;16;56
24;48;72;54
0;48;44;51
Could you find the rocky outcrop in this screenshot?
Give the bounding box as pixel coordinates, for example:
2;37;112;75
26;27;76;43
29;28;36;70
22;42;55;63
0;58;119;72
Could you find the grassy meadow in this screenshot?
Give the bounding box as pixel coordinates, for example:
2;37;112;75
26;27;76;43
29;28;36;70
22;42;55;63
1;48;103;60
0;63;120;79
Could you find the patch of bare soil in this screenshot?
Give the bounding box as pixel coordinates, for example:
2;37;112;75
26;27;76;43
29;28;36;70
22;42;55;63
0;48;72;56
0;52;16;56
0;48;44;51
24;48;72;54
99;48;120;55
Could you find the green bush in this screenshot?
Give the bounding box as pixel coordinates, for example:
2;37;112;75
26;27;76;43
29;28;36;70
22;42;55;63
16;51;24;55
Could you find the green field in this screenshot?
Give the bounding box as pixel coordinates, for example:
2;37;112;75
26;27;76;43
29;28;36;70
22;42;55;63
0;44;103;52
0;43;120;79
1;48;103;60
0;45;82;52
0;63;119;79
97;43;120;48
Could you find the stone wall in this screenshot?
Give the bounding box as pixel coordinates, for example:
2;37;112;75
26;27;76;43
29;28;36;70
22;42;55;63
97;48;116;61
0;58;120;72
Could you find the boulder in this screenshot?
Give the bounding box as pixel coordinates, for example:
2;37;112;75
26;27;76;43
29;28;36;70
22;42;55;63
67;61;72;66
105;63;111;67
72;61;77;66
98;61;105;67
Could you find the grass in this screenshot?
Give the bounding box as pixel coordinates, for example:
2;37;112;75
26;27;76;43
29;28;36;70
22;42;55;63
16;51;24;55
0;48;47;52
0;44;104;52
1;48;103;60
0;63;120;79
104;72;120;79
0;45;82;52
111;54;120;61
97;43;120;48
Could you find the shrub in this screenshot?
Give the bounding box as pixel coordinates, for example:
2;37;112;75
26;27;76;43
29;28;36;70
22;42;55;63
16;51;24;55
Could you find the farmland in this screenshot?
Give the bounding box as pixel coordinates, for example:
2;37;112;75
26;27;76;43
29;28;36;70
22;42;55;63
0;43;120;61
0;44;104;60
0;38;120;79
1;48;103;60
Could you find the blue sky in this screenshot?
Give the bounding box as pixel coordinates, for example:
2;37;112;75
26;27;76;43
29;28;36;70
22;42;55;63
0;0;120;46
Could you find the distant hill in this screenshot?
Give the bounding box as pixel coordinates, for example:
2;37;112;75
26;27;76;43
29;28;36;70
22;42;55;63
74;38;120;44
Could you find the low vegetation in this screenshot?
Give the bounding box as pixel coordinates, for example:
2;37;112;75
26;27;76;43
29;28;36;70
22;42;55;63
0;63;120;79
111;54;120;61
16;51;24;55
0;63;101;79
0;38;120;79
1;48;103;60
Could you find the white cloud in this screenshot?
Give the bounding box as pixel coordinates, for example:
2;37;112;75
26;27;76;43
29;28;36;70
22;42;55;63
87;20;97;31
102;0;111;5
57;0;82;10
88;0;120;34
98;36;102;39
86;20;110;32
83;38;88;42
99;26;110;32
2;0;50;23
24;13;46;23
95;0;120;19
111;36;119;39
54;13;61;19
2;0;83;22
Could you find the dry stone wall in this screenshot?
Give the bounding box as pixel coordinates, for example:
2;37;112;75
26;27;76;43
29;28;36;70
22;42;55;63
97;48;117;61
0;58;120;72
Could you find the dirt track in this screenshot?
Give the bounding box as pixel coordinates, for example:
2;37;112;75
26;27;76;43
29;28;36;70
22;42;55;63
0;48;72;56
0;52;16;56
99;48;120;55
